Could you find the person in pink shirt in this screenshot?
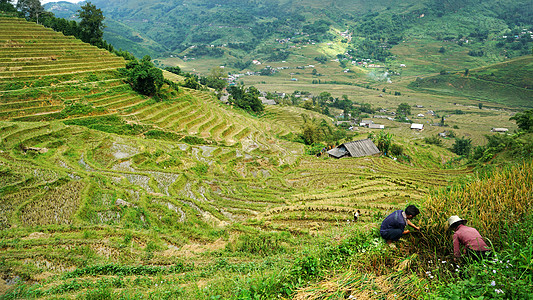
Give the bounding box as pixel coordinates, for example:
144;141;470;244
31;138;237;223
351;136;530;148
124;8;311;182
448;215;491;261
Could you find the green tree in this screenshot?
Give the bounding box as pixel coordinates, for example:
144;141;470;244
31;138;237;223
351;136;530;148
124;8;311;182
478;103;483;109
0;0;16;12
510;109;533;132
165;66;181;75
77;2;105;45
452;136;472;156
228;85;264;113
314;55;328;64
183;77;201;90
397;103;411;116
124;56;164;96
204;67;227;91
371;131;392;155
16;0;43;20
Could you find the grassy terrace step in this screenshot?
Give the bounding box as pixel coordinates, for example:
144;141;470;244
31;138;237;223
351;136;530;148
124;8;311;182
89;92;139;107
0;58;125;69
103;95;146;111
0;98;60;111
125;102;168;120
0;81;126;102
138;103;180;124
0;105;63;121
0;68;122;82
0;62;125;76
0;48;114;56
182;108;210;133
167;106;200;131
197;112;219;136
151;102;190;127
1;123;52;148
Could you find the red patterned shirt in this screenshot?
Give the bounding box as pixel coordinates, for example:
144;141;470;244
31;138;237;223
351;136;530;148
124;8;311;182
453;224;490;257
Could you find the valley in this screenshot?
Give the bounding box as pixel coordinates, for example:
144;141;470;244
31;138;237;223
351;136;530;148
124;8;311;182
1;0;533;298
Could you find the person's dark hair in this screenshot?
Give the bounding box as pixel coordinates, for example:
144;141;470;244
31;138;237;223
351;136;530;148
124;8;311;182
405;205;420;217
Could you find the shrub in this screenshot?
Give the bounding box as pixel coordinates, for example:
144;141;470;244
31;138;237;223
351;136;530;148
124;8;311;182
230;232;290;256
389;143;404;156
510;109;533;132
452;136;472;156
424;136;443;146
122;56;164;96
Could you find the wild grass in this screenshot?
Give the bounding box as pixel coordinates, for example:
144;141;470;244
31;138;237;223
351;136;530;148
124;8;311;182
418;160;533;254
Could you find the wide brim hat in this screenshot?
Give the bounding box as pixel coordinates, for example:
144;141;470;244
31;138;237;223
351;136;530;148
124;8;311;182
447;215;467;228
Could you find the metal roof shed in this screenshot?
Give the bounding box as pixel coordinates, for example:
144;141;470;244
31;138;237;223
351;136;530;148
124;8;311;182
327;139;381;159
411;123;424;130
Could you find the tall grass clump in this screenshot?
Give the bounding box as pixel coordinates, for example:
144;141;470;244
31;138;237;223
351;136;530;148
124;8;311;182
418;160;532;253
416;161;533;298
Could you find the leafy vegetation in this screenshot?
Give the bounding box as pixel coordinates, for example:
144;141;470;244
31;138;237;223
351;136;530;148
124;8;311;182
510;109;533;132
1;5;532;300
227;85;264;114
122;56;164;97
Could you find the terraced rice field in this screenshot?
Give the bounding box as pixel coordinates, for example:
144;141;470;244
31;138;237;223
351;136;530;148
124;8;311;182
0;16;134;121
0;15;474;299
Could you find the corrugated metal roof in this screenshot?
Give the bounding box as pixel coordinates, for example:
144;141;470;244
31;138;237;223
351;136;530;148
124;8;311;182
327;147;349;158
343;139;380;157
328;139;380;158
369;124;385;129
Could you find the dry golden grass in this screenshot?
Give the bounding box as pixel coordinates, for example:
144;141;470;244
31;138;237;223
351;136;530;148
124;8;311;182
419;161;533;251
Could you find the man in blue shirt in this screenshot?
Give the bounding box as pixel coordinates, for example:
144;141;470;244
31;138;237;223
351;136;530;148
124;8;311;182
380;205;420;246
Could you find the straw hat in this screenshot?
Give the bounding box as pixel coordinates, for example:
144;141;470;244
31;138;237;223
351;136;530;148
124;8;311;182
447;215;467;228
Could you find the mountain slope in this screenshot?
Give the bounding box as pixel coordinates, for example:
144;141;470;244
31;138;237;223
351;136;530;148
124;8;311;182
408;55;533;108
0;14;493;300
45;0;532;66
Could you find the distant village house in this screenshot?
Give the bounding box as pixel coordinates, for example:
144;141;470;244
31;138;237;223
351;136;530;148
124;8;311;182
369;124;385;129
411;123;424;130
359;119;373;127
259;97;277;105
491;128;508;133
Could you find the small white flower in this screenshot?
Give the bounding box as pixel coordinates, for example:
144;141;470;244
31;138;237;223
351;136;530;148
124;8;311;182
491;281;496;286
442;260;446;263
493;270;497;274
155;284;158;287
455;269;459;272
348;295;356;299
430;275;434;279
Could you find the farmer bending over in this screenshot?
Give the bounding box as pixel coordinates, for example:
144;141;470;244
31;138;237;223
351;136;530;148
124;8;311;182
380;205;420;247
448;215;491;261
